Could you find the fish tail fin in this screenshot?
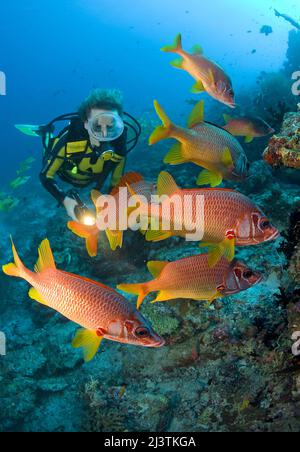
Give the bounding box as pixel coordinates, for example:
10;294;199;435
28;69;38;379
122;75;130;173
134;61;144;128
68;221;99;257
2;237;27;279
72;329;103;363
117;283;149;310
149;101;174;145
105;229;123;251
161;33;183;53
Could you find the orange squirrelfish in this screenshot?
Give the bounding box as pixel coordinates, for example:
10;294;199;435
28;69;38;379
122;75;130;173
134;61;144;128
130;172;279;267
223;115;275;143
118;256;263;309
68;172;156;257
2;239;165;362
149;100;249;187
162;34;235;108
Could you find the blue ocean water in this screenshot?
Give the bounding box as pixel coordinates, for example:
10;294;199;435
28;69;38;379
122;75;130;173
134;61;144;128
0;0;300;432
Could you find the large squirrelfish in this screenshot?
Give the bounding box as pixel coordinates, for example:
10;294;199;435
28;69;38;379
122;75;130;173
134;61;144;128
118;256;263;309
149;100;249;187
2;239;165;362
68;172;156;257
130;172;279;267
162;34;235;108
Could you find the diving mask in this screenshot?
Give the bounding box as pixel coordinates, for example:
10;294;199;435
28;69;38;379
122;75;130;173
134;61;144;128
87;112;124;142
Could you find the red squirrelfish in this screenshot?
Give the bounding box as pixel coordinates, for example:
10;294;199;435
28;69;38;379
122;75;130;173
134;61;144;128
118;255;263;309
2;239;165;362
162;34;235;108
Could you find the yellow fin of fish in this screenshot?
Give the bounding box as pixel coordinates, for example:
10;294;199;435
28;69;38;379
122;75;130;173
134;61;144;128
164;143;186;165
34;239;56;273
117;283;148;310
2;238;25;278
146;230;173;243
105;229;123;251
28;287;49;306
221;147;234;167
170;58;184;69
188;100;205;127
190;81;205;94
91;189;102;212
147;261;169;278
201;238;236;267
197;169;223;187
72;329;103;363
245;135;254;144
149;101;173;145
157;171;179;196
191;44;203;55
161;33;182;53
151;291;171;303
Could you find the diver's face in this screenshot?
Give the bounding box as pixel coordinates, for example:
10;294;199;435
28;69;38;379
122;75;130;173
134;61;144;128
85;108;120;140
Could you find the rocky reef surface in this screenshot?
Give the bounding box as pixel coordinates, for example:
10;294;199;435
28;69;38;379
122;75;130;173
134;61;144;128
264;110;300;169
1;109;300;432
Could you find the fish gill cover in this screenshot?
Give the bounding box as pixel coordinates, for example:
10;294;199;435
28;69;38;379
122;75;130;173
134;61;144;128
0;0;300;433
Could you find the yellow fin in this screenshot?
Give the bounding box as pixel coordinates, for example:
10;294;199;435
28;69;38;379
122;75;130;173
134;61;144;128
196;170;223;187
72;329;103;363
105;229;123;251
157;171;179;196
117;283;149;310
161;33;182;53
91;190;102;211
3;237;26;278
191;44;203;55
149;101;173;145
190;81;205;94
164;143;186;165
223;114;232;124
2;263;20;278
146;230;173;243
151;291;171;303
205;238;236;268
245;135;254;143
28;287;48;306
147;261;169;278
188;100;205;127
170;58;184;69
34;239;56;273
221;147;234;167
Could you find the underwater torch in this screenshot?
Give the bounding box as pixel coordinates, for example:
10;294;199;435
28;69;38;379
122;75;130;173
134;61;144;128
67;190;96;226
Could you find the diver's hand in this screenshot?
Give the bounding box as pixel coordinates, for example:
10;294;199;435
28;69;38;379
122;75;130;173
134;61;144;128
63;197;79;221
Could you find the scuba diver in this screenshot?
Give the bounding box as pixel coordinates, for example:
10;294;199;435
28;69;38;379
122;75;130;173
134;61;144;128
15;89;141;225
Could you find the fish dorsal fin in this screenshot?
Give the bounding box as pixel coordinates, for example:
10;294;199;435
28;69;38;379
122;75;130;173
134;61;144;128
91;190;102;210
223;114;232;124
188;100;205;128
191;44;203;55
110;172;144;197
59;271;119;295
157;171;180;197
34;239;56;273
147;261;169;278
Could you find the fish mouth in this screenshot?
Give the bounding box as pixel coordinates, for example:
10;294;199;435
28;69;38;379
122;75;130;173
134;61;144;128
149;337;166;348
265;229;281;242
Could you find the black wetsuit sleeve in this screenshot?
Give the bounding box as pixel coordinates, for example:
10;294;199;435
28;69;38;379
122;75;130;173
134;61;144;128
40;137;68;205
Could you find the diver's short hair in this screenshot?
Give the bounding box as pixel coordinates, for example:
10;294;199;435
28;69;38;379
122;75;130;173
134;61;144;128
78;89;124;121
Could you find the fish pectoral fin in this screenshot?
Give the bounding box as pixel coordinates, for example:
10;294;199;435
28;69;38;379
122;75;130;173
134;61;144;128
205;238;236;268
28;287;49;306
223;237;236;262
72;329;103;363
208;69;215;84
190;81;205;94
197;169;223;187
223;114;232;124
188;100;205;127
221;147;234;167
164;143;187;165
170;58;184;69
147;261;169;278
146;230;173;243
245;135;254;144
105;229;123;251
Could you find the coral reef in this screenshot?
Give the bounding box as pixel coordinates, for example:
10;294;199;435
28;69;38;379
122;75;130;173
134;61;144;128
263;111;300;169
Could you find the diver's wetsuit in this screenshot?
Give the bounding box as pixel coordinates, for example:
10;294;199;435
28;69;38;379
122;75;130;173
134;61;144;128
40;128;128;204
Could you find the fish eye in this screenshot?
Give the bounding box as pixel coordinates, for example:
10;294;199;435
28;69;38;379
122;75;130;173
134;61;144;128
260;220;271;229
135;327;151;338
243;270;255;279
